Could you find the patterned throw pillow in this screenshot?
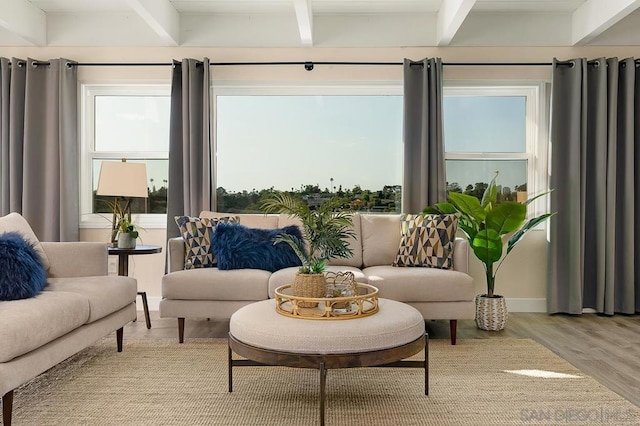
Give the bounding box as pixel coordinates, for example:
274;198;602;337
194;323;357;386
174;216;238;269
393;214;458;269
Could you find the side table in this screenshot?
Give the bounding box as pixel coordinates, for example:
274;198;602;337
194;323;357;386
108;244;162;329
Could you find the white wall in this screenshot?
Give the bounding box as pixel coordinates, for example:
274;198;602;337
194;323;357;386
4;45;638;311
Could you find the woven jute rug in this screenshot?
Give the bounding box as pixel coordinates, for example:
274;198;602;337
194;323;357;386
7;338;640;425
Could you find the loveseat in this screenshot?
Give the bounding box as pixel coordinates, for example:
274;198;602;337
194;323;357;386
161;212;474;345
0;213;137;426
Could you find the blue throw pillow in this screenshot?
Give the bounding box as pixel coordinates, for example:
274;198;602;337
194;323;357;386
0;232;47;301
212;223;303;272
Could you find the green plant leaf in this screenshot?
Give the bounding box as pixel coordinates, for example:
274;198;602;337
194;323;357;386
485;202;526;235
449;192;486;223
472;228;503;264
434;202;458;214
523;189;553;206
506;213;554;255
481;171;499;208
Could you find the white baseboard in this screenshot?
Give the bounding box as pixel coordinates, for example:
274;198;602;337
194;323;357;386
505;298;547;313
140;296;548;313
137;295;161;312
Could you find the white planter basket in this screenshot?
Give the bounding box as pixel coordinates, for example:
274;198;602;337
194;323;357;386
475;295;508;331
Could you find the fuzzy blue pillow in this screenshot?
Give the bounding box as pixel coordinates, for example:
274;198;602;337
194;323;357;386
212;223;303;272
0;232;48;301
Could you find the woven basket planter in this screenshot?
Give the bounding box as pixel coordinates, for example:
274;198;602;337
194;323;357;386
292;273;327;308
475;294;508;331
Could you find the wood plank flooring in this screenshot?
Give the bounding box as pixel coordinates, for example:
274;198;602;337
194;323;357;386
123;311;640;408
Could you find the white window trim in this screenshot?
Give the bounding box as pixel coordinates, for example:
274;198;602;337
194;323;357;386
443;81;549;218
80;83;170;229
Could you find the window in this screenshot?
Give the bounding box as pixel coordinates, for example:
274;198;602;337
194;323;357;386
214;84;403;213
443;83;547;215
80;84;170;228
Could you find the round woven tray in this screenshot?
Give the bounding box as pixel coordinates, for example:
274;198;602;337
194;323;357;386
274;283;379;320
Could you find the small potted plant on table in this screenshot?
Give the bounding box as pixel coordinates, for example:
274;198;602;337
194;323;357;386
261;192;355;307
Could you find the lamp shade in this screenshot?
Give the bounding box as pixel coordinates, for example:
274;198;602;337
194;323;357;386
96;161;148;198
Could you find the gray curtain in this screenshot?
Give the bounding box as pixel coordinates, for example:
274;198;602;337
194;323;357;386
166;58;212;239
402;58;446;214
548;57;639;315
0;57;78;241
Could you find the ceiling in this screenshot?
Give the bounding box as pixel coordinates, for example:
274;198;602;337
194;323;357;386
2;0;640;48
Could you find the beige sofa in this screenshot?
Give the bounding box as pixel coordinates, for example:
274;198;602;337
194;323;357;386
0;214;137;426
161;212;474;345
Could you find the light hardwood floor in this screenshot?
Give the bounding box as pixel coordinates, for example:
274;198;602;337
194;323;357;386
123;311;640;408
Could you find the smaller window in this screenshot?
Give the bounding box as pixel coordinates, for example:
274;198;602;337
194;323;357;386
81;84;170;228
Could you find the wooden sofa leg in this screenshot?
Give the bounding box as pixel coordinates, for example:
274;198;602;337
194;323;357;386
449;320;457;345
116;327;123;352
178;318;185;343
3;390;13;426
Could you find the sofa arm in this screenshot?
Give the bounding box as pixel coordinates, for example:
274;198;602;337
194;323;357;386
42;242;108;278
167;237;186;272
453;238;470;274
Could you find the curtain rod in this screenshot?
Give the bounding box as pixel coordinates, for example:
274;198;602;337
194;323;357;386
14;60;555;69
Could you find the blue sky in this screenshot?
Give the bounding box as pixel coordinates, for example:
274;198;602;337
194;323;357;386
93;93;528;193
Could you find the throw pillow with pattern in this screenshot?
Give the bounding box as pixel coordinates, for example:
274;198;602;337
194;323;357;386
175;215;238;269
393;213;458;269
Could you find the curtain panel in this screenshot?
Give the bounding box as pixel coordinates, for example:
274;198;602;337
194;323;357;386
548;57;640;315
166;58;212;240
401;58;446;214
0;57;78;241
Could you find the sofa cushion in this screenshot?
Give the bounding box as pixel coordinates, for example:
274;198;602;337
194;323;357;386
175;215;237;269
361;214;402;267
200;211;279;229
0;291;90;362
268;265;367;298
212;223;303;272
0;212;51;270
393;214;458;269
0;232;47;300
46;276;137;323
363;265;474;302
162;268;270;301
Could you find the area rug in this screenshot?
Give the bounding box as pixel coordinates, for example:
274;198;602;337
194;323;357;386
8;338;640;425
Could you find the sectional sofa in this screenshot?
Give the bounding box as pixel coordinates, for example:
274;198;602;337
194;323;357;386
161;212;474;345
0;213;137;426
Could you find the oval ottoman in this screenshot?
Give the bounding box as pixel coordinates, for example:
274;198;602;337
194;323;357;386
228;298;428;426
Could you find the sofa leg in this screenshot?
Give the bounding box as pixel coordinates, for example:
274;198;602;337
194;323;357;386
116;327;123;352
3;390;13;426
178;318;185;343
449;320;457;345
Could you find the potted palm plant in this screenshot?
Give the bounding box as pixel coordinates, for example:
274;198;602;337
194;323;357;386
261;192;355;306
422;172;553;331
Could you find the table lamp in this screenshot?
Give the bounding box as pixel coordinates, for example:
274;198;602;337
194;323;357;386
96;159;148;245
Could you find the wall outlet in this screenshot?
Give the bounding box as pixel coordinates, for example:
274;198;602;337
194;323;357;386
108;259;117;275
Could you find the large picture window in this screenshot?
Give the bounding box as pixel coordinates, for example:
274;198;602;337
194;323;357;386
80;84;170;228
214;85;403;213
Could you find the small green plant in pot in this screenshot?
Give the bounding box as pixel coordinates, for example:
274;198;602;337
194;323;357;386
261;192;355;306
116;217;139;249
422;172;553;330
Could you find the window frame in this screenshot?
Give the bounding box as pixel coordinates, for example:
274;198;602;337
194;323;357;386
80;83;170;229
442;81;549;217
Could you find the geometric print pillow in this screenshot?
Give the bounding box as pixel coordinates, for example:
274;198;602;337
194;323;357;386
174;216;238;269
393;213;459;269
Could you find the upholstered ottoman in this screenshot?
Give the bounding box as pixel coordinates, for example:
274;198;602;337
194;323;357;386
228;298;428;426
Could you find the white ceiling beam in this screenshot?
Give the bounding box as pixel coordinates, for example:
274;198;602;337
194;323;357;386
294;0;313;46
436;0;476;46
125;0;180;46
0;0;46;46
572;0;640;45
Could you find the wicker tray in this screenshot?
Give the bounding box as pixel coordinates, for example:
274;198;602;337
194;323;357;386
274;283;379;320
